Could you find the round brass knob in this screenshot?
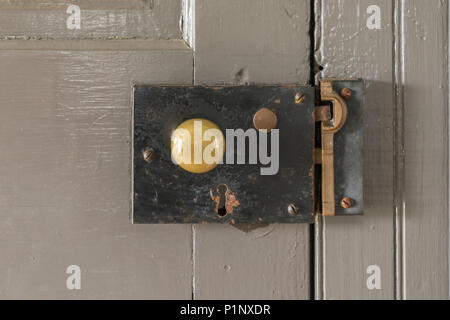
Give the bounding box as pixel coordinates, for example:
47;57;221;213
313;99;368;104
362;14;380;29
253;108;278;132
171;118;225;174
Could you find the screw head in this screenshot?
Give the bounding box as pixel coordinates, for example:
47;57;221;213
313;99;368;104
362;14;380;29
341;197;354;209
142;148;155;163
340;88;352;100
288;204;298;215
295;92;306;104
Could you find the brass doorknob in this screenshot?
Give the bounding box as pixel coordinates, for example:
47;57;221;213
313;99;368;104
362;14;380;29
253;108;278;132
171;118;225;174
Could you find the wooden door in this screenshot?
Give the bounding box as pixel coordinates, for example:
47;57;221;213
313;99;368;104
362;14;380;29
0;0;447;300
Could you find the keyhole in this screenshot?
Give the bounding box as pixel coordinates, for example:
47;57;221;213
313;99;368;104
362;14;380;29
217;184;228;217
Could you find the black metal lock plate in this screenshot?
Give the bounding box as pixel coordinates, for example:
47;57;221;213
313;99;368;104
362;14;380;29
133;86;316;224
132;81;364;224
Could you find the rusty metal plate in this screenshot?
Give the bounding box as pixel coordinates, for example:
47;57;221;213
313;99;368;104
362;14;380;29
132;86;316;224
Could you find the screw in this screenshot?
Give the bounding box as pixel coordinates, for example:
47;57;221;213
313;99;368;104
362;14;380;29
341;197;354;209
295;92;306;104
340;88;352;100
288;204;298;215
142;148;155;163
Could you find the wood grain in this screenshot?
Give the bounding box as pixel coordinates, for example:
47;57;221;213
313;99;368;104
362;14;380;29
317;0;395;299
193;0;311;300
0;45;194;299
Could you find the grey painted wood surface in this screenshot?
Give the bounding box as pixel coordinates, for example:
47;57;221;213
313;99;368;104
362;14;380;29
193;0;311;300
194;225;310;299
317;0;395;300
0;41;193;302
0;0;181;40
317;0;449;300
194;0;311;85
401;0;448;299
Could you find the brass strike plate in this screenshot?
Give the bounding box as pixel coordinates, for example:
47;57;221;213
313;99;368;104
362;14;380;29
320;80;364;216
